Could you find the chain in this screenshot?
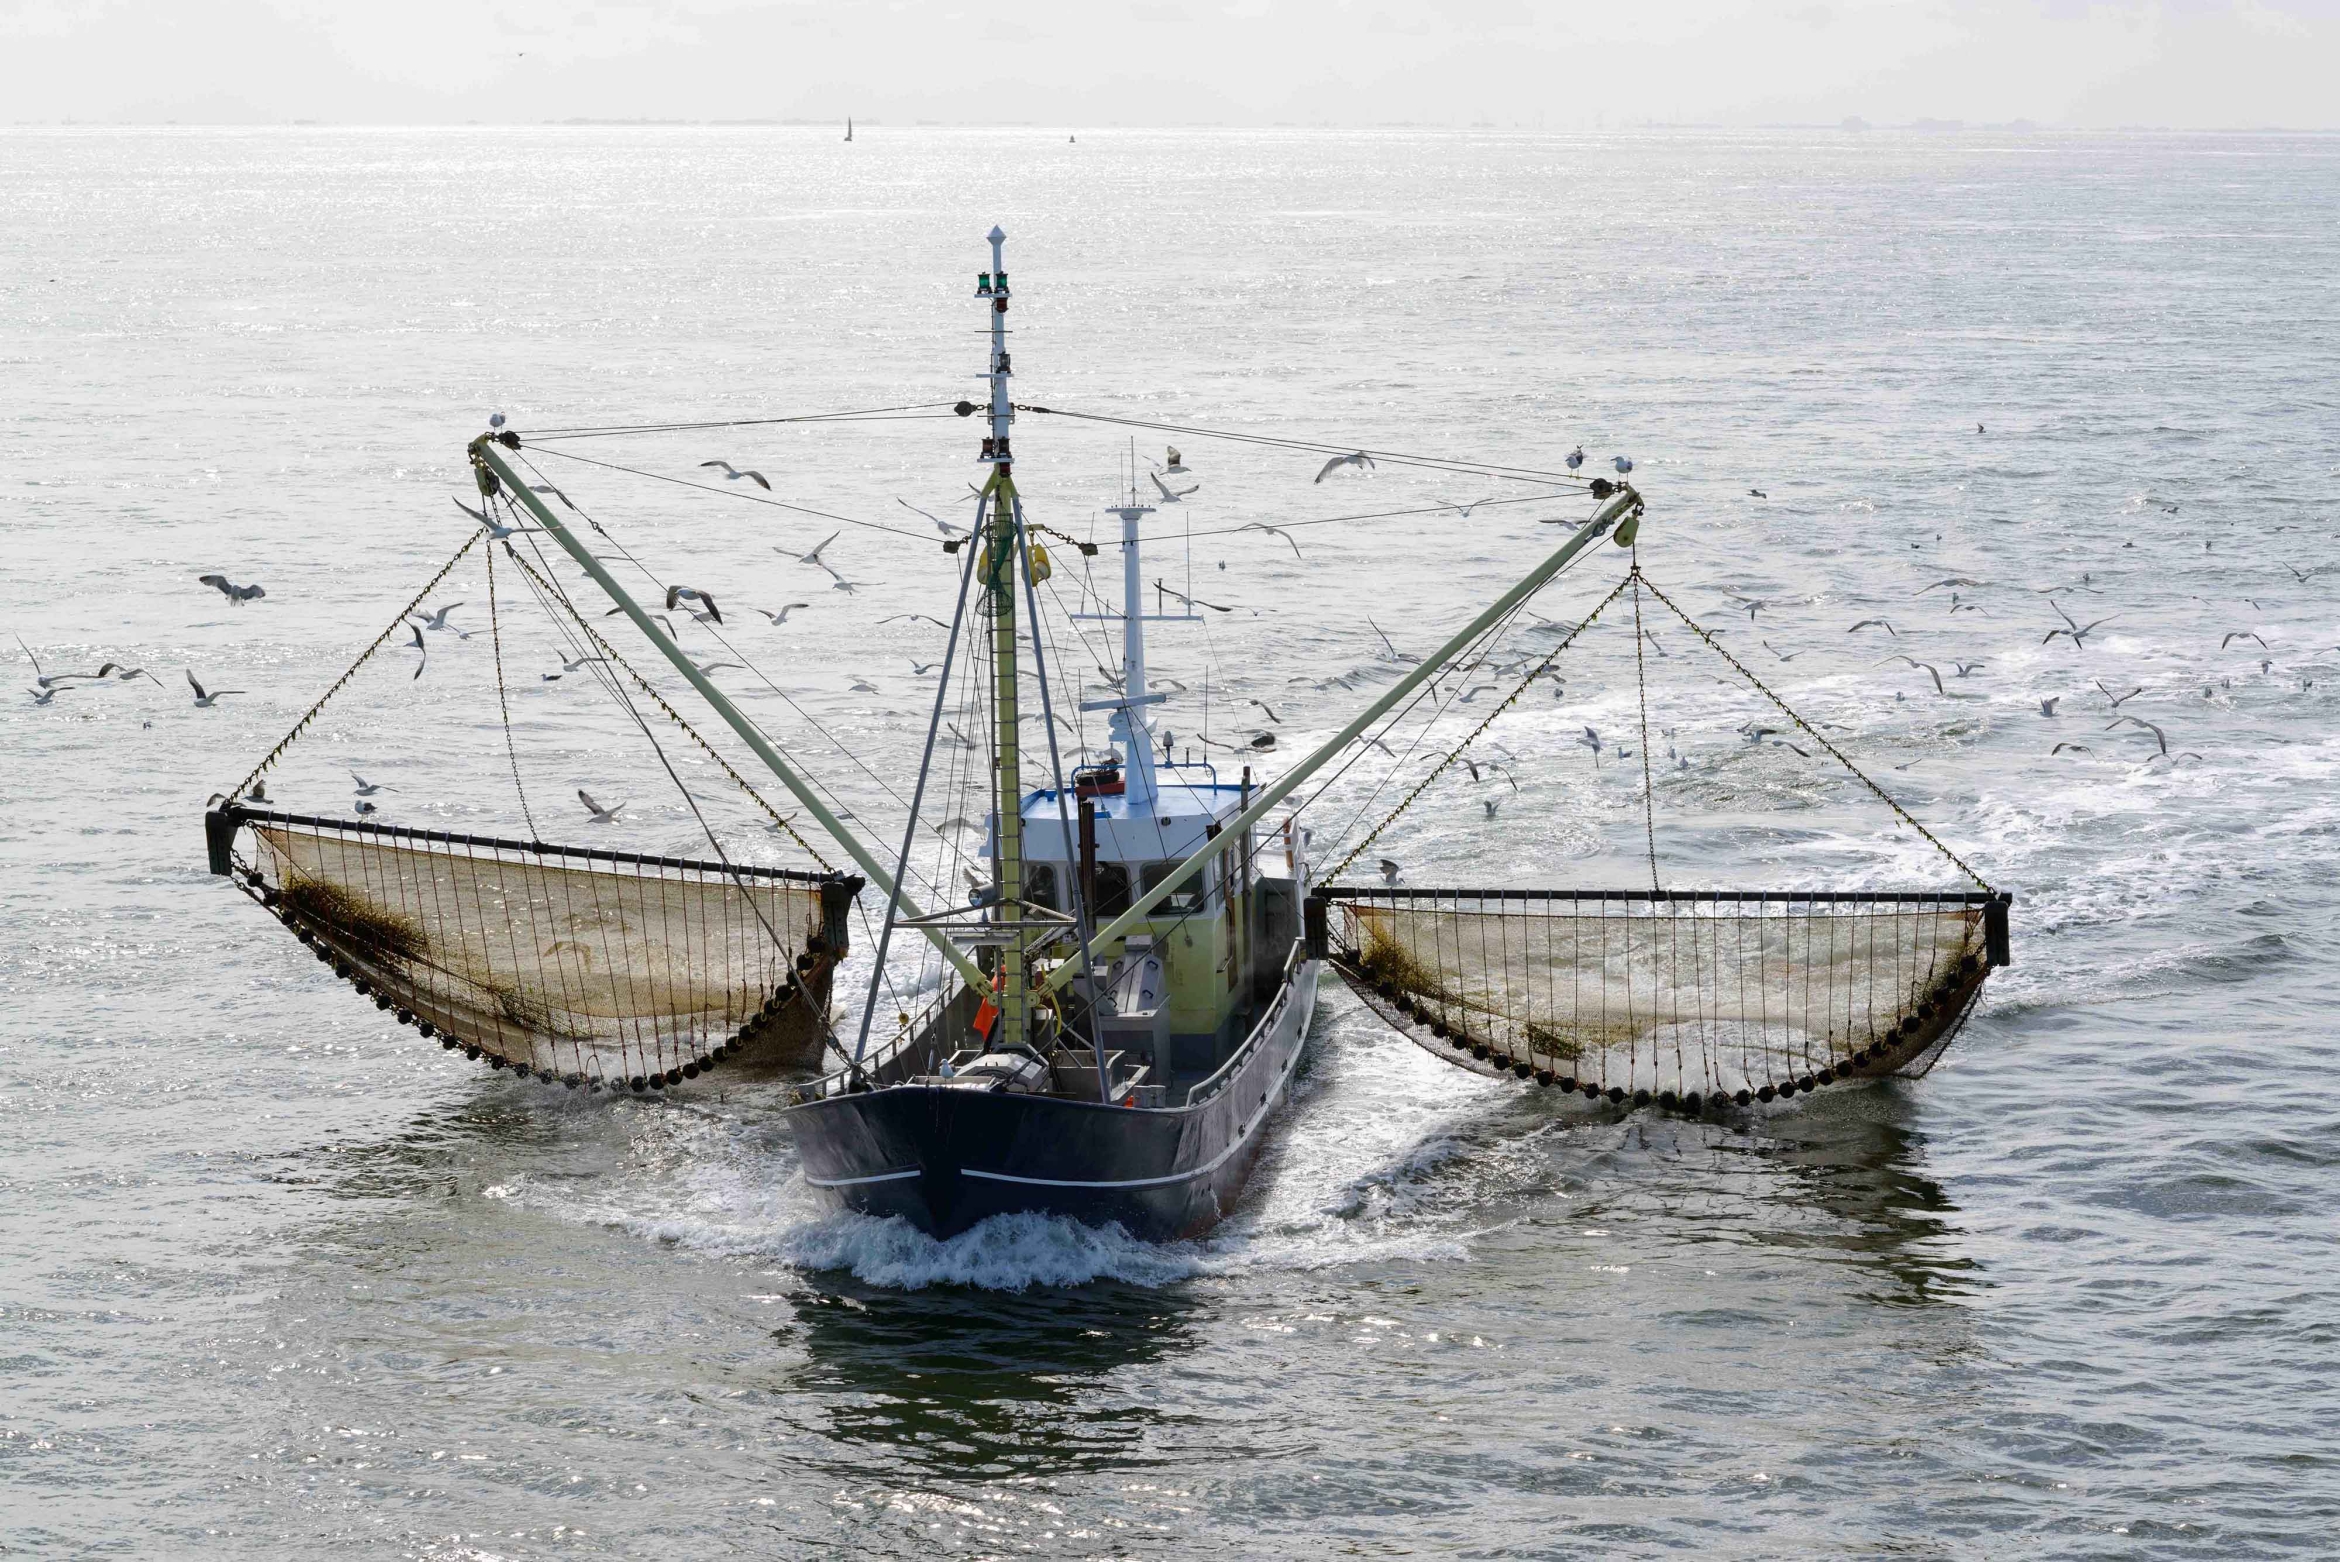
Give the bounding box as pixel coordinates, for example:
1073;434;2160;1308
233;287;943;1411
226;528;485;802
485;539;543;841
1629;559;1659;895
501;543;834;870
1633;573;1996;893
1329;569;1637;881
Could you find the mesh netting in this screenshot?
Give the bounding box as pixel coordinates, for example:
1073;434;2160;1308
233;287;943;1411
223;808;852;1088
1323;889;2006;1107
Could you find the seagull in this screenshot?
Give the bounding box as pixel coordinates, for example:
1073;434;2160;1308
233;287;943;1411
1749;488;1767;499
2039;697;2059;717
785;530;841;570
1462;758;1518;791
2043;601;2116;650
1155;580;1234;614
242;779;272;805
898;498;967;537
2283;562;2318;583
2106;715;2168;756
527;483;575;511
1163;446;1189;475
1848;619;1897;637
453;496;542;538
1578;726;1604;766
1611;456;1634;474
1246;698;1282;725
2094;681;2143;709
1918;578;1986;595
828;576;859;594
1482;798;1501;819
2221;630;2269;650
16;636;93;689
410;603;468;635
665;585;722;625
1249;732;1277;751
1367;617;1417;664
1313;451;1373;483
2051;743;2092;756
700;459;771;490
1878;655;1947;696
1564;446;1584;472
691;658;744;678
1953;660;1987;678
1762;641;1801;662
1242;522;1303;559
1148;471;1198;503
198;573;265;605
93;663;165;686
909;660;941;676
758;604;813;625
577;789;627;823
944;722;978;749
1378;858;1402;886
879;613;952;629
29;686;61;706
353;798;379;815
351;772;394;796
602;607;679;637
849;676;878;693
401;623;428;678
186;670;244;707
1444;497;1493;518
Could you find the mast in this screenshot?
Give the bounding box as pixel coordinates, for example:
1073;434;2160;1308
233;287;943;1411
978;226;1028;1053
1103;500;1161;802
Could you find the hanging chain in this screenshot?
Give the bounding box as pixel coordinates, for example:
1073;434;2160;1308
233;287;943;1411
485;538;543;842
1633;572;1997;893
1629;559;1660;895
500;542;835;870
226;528;485;801
1329;568;1637;881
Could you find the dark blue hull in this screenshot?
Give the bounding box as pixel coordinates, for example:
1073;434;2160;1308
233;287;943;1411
788;960;1320;1240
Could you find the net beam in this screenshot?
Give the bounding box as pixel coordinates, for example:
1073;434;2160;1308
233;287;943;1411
1312;886;2010;1109
207;805;861;1092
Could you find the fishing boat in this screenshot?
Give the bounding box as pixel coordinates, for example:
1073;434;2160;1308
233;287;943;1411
204;226;2012;1243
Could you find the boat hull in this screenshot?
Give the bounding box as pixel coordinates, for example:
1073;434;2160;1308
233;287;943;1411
787;960;1320;1240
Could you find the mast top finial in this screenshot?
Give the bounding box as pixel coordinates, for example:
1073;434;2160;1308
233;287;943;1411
987;225;1006;243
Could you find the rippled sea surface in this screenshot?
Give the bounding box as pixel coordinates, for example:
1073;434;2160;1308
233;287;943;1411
5;126;2339;1557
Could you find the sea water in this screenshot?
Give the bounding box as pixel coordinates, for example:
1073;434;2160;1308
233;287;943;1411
3;125;2337;1556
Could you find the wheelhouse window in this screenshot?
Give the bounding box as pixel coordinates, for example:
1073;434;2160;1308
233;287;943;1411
1026;862;1059;912
1093;861;1131;918
1141;860;1207;913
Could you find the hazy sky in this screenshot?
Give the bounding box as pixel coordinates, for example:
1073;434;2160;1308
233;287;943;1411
4;0;2336;129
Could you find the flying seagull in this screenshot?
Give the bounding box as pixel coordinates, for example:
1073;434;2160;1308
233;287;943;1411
2094;681;2143;709
666;585;722;625
758;603;813;625
2043;601;2117;650
401;623;429;678
577;789;627;823
2106;714;2168;756
2221;630;2269;650
1379;858;1402;886
452;496;541;538
1155;580;1233;614
1241;522;1303;560
1848;618;1897;637
94;663;164;687
1163;446;1189;474
198;573;265;605
410;603;468;635
1313;451;1374;483
898;498;966;537
1148;471;1198;503
351;772;394;796
1878;654;1947;696
700;459;771;490
186;670;244;708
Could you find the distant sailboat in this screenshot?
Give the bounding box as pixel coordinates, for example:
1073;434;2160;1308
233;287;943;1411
844;117;853;143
